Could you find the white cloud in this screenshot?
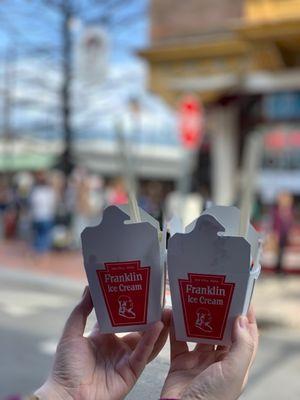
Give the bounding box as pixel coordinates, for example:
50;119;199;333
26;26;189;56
1;56;179;146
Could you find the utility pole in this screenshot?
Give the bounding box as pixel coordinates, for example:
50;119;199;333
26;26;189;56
3;47;12;141
2;46;16;179
61;0;73;176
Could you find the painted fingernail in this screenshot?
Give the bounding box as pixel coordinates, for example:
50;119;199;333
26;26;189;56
239;316;248;329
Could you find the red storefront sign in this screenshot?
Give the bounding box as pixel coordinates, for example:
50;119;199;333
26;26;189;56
179;274;235;340
179;95;204;149
265;129;300;150
97;260;150;327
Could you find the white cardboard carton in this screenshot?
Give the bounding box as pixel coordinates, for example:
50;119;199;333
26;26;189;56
168;206;261;345
81;204;165;333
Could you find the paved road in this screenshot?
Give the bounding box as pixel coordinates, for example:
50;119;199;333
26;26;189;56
0;268;300;400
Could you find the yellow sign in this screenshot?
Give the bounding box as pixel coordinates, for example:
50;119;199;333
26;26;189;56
246;0;300;22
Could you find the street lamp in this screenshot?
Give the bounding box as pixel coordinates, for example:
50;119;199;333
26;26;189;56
114;97;142;222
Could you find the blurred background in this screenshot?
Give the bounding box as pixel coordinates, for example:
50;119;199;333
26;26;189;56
0;0;300;398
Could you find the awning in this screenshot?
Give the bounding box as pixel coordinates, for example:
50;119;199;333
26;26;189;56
0;152;57;172
168;69;300;94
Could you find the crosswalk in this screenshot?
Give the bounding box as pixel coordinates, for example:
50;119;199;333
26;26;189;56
0;288;73;317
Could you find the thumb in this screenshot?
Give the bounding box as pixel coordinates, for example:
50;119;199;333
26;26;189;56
224;316;255;376
61;286;93;339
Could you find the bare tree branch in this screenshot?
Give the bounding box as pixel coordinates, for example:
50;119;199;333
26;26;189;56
0;0;147;172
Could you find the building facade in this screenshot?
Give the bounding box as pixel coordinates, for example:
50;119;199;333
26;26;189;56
140;0;300;205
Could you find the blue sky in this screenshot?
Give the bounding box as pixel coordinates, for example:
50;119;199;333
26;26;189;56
0;0;179;146
0;0;149;64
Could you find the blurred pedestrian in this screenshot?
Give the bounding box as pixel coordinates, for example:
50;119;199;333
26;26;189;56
88;174;105;220
0;177;17;239
51;171;73;250
72;171;105;248
105;177;128;206
30;172;57;253
14;172;34;241
140;181;164;223
273;192;294;274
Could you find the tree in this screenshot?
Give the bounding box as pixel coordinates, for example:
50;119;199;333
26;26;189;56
0;0;147;174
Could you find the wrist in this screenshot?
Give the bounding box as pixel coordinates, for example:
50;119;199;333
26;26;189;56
34;379;73;400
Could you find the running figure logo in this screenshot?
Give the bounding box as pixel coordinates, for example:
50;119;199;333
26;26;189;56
118;295;136;319
195;308;213;332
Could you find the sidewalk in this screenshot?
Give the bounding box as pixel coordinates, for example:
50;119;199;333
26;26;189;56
253;275;300;333
0;240;86;281
1;240;299;400
1;239;300;333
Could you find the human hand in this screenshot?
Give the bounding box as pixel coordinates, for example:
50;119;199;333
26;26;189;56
161;307;258;400
36;287;170;400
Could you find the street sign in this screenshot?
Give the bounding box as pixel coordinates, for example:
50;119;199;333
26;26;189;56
263;92;300;121
76;26;109;86
179;95;204;149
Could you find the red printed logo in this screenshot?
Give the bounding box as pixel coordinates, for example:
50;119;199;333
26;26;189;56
179;274;235;340
97;260;150;326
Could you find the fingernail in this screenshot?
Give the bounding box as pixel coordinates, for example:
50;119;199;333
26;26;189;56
239;316;248;329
